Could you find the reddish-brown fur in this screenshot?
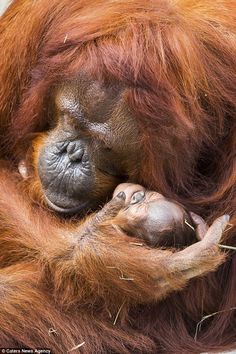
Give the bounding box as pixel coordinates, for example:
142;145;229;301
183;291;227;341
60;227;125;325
0;0;235;352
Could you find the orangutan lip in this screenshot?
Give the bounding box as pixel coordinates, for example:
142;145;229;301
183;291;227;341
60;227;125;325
45;196;90;215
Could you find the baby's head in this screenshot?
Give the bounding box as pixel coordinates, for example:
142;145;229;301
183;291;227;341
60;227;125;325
113;183;196;248
136;196;196;247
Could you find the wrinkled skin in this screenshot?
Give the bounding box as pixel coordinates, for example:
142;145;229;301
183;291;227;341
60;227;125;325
0;0;235;352
112;183;196;247
36;74;140;215
29;74;223;250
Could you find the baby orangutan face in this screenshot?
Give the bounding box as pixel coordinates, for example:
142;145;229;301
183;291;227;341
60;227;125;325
113;183;196;248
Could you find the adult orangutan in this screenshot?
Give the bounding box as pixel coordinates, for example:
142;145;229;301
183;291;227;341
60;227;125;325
0;0;235;353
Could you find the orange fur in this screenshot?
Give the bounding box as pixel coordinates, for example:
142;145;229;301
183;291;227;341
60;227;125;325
0;0;235;353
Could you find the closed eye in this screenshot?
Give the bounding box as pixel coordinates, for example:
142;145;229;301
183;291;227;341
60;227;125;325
87;122;114;147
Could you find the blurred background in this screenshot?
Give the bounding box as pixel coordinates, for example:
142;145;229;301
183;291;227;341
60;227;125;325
0;0;11;15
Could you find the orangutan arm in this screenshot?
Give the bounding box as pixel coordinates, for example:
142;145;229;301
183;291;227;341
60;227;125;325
0;167;226;307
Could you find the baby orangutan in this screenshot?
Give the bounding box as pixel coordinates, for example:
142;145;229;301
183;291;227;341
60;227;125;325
113;183;197;248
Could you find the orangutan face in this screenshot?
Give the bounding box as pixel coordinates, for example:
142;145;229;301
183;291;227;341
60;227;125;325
37;74;141;214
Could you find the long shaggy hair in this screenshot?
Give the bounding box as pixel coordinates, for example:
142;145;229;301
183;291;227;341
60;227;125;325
0;0;235;352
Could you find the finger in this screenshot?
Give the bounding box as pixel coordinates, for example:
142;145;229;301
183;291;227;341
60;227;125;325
190;212;208;240
18;160;29;179
95;194;126;223
113;183;145;205
130;191;145;204
203;215;230;245
170;215;229;271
